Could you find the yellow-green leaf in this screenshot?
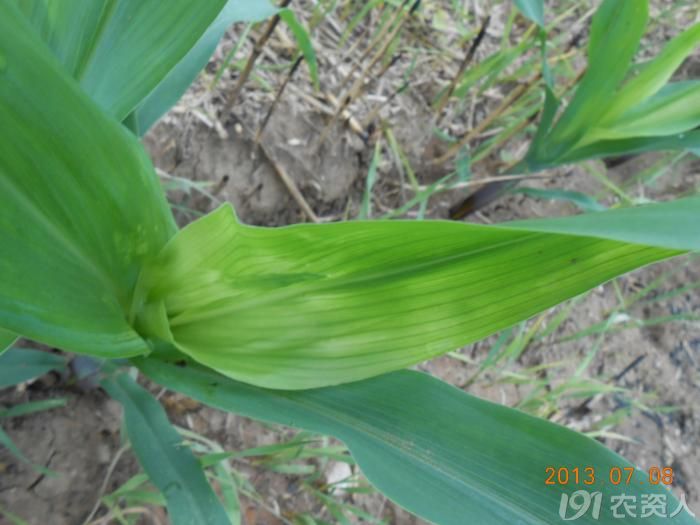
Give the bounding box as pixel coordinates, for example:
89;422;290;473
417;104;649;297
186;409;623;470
132;202;690;390
601;21;700;125
591;81;700;141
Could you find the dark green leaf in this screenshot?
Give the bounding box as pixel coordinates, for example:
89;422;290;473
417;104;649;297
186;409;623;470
102;372;231;525
0;348;65;390
0;5;175;357
555;131;700;167
506;196;700;251
0;329;17;355
132;0;278;134
513;0;544;27
529;85;560;158
139;359;698;525
17;0;230;120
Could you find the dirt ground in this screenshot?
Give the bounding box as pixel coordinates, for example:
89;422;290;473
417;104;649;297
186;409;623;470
2;1;699;524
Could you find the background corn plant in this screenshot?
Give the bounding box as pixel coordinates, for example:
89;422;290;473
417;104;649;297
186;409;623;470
0;0;699;524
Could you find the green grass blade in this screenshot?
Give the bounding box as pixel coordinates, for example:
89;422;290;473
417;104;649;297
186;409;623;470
132;199;694;390
102;372;231;525
359;140;382;220
0;399;67;419
0;395;65;477
0;505;29;525
139;360;699;525
0;425;58;477
132;0;278;134
339;0;384;48
0;349;65;390
17;0;231;120
0;6;175;357
454;47;522;99
279;9;319;91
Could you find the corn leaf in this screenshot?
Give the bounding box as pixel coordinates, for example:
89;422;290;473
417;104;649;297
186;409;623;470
601;22;700;124
102;372;231;525
591;81;700;141
528;85;560;160
0;329;17;355
527;0;700;168
0;6;175;357
131;0;278;134
559;131;700;165
510;188;606;213
132;201;696;390
15;0;233;120
0;348;65;390
513;0;544;27
139;359;699;525
506;196;700;251
4;0;699;398
539;0;648;158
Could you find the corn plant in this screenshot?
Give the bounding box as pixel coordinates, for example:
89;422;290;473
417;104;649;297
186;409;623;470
0;0;699;524
525;0;700;168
